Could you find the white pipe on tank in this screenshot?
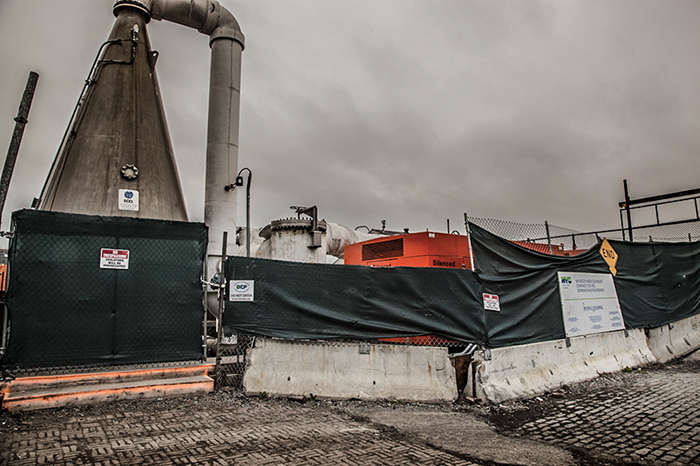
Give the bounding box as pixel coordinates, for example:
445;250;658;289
324;222;380;258
113;0;245;315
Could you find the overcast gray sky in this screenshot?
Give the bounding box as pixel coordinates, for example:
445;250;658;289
1;0;699;236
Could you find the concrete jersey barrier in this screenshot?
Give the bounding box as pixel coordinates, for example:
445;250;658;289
243;338;458;402
469;329;656;403
646;314;700;363
242;314;700;405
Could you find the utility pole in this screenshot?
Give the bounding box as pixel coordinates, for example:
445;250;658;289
0;71;39;228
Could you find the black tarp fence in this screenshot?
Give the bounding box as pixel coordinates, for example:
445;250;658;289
470;223;700;346
224;223;700;348
224;258;485;343
1;209;207;370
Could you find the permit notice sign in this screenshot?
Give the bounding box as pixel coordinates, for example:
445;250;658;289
557;271;624;337
100;249;130;269
229;280;254;302
483;293;501;312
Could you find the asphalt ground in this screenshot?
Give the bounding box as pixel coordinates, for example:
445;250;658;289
1;352;697;465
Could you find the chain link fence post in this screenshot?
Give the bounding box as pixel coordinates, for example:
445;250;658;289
215;231;227;387
464;212;476;271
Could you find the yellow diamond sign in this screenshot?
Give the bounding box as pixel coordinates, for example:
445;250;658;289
600;239;618;276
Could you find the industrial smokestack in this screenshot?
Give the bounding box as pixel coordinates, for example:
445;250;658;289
39;7;188;220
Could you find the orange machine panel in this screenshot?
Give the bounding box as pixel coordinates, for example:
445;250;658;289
344;232;470;346
344;231;472;270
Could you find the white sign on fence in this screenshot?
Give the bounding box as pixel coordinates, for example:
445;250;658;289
100;248;130;270
557;271;624;337
483;293;501;312
229;280;254;302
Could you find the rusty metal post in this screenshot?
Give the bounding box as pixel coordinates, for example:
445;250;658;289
215;231;227;385
623;179;633;242
619;209;626;241
0;71;39;228
545;220;552;254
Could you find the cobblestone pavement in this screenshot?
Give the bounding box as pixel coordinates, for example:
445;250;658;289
0;394;477;465
488;355;700;465
1;355;698;465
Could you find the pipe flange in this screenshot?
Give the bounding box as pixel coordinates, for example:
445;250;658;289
120;164;140;181
259;218;327;239
113;0;152;19
270;218;327;232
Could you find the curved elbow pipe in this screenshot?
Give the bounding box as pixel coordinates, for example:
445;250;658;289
114;0;245;47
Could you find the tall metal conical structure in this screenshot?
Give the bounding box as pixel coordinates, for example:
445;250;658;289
39;0;244;318
39;7;188;220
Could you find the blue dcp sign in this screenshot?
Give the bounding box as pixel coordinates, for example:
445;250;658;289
229;280;254;302
234;282;249;292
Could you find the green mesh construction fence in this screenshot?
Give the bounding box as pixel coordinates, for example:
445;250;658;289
1;210;207;372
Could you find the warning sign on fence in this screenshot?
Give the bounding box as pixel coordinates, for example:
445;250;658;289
557;271;624;337
599;239;618;276
100;248;130;269
483;293;501;312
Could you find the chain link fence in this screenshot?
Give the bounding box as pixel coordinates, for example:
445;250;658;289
213;334;255;388
468;216;700;255
1;210;208;378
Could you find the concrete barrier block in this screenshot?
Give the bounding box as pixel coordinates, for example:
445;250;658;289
471;329;656;403
582;328;656;374
646;314;700;363
243;338;458;402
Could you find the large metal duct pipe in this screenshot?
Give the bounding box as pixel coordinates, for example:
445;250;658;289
113;0;244;313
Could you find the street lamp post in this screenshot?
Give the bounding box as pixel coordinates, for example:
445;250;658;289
225;167;252;257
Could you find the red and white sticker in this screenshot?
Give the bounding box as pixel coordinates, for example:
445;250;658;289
100;248;130;270
483;293;500;312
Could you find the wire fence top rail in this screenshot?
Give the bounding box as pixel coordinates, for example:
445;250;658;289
468;215;699;253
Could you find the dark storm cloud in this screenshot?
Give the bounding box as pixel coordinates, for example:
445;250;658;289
1;0;699;235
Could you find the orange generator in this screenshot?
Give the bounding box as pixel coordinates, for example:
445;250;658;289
344;231;471;345
344;231;472;270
